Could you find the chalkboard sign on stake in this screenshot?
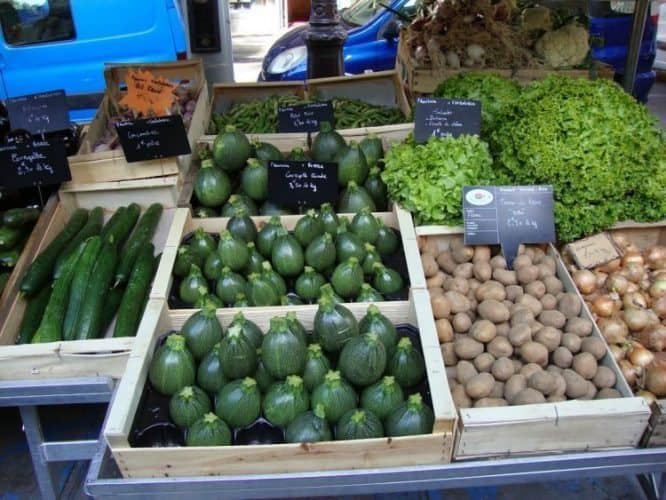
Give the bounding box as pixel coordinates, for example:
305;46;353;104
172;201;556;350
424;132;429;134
267;160;338;209
462;185;556;268
115;115;191;163
0;137;71;189
6;90;70;135
414;97;481;144
277;101;334;133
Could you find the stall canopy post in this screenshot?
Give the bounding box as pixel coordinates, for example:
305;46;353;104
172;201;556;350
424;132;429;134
303;0;347;79
622;0;650;95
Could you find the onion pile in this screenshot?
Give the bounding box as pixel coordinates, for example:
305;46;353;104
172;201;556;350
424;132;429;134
570;234;666;399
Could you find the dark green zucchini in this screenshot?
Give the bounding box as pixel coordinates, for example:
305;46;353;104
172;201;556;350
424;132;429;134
0;226;23;250
104;203;140;248
53;207;104;279
113;244;156;338
0;249;20;268
2;207;40;228
114;203;163;286
16;285;52;344
99;286;125;334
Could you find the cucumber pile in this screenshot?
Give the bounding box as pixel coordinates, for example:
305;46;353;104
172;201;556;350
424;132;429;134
16;203;163;344
0;207;41;295
146;300;434;446
172;204;407;308
193;124;389;216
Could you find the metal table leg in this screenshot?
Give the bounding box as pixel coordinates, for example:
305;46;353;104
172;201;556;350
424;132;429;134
19;406;58;500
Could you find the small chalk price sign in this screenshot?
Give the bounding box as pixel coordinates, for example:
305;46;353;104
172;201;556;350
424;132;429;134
6;90;70;135
268;160;338;208
462;185;556;268
414;97;481;144
277;101;334;133
0;138;71;189
566;233;621;270
115;115;191;163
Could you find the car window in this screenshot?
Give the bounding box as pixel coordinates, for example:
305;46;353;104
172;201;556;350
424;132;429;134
0;0;75;46
341;0;420;26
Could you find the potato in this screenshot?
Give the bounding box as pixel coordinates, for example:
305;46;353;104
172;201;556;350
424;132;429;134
474;397;508;408
505;285;524;302
546;365;563;375
472;246;491;263
581;337;607;361
539;255;557;274
516;294;543;317
552;346;574;368
513;388;547;405
446;366;457;381
491;357;515;381
596;388;622;399
566;317;593;337
475;281;507;302
511;307;537;327
561;333;582;353
493;269;518;286
421;253;439;278
537;263;556;280
512;359;524;373
468;278;481;292
456;360;479;385
547;395;567;403
454;263;474;280
454;337;484;360
490;255;507;269
525;280;546;299
465;373;496;399
534;326;562;352
563;369;589;398
429;286;444;297
528;371;557;395
540;294;558;311
496;322;510;337
431;295;452;320
543;275;564;295
473;261;493;282
473;352;495;373
520;341;549;366
452;384;472;408
452;312;473;333
513;254;533;269
490;381;505;399
470;320;497;343
517;265;540;285
530;321;544;335
487;336;514;359
446;277;469;295
427;272;446;289
440;342;458;366
558;293;582;318
593;366;616;389
436;319;454;343
478;300;511;323
538;310;567;329
504;374;527;402
508;324;532;347
445;291;471;314
451;241;474;264
572;352;598;380
503;300;514;311
437;251;458;274
580;381;598;400
552;372;567;397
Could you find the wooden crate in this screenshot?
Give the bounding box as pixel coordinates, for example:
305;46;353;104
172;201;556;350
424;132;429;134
151;204;425;308
104;289;457;477
415;231;650;459
0;197;177;381
69;60;210;184
395;35;614;96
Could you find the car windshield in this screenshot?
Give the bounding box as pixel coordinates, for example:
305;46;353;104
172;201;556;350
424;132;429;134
340;0;419;27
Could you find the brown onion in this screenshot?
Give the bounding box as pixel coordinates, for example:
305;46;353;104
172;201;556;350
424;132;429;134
622;250;645;267
598;317;629;344
619;359;640;387
623;307;650;332
610;344;626;362
591;295;617;318
654;270;666;282
628;342;655;368
607;273;630;295
573;269;597;295
636;389;657;404
635;325;666;352
626;282;640;294
646;246;666;270
598;259;621;274
653;296;666;320
644;364;666;397
612;232;630;249
623;291;648;310
594;271;608;289
649;279;666;300
624;262;646;283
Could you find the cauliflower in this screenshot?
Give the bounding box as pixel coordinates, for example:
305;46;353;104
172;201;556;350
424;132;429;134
535;23;589;68
521;6;553;32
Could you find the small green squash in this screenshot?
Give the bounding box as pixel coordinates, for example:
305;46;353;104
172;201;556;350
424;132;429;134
360;376;404;420
294;209;325;247
374;221;399;256
263;375;310;428
189;227;216;261
181;301;223;360
218;230;249;272
356;283;384;303
179;264;209;306
260;200;292;216
288;146;309;161
253;141;283;164
203;251;225;280
197;343;228;394
215;267;247;305
336;227;367;263
233;293;250;307
372;263;404;295
295;266;327;302
285;312;308;346
331;257;364;299
338;332;387;386
338;181;376;213
261;261;287;296
335;408;383;440
318;203;339;235
314;296;359;353
303;343;331;391
169;385;211;428
174;245;201;278
335;141;369;187
229;311;264;349
285;404;332;443
246;273;280;306
317;283;343;304
363;167;388;210
358;304;398;357
350;208;379;244
194;206;217;218
305;233;336;272
359;135;384;169
385;393;434;437
227;212;258;243
281;294;304;306
221;194;259;217
219;324;257;379
215;377;261;429
149;334;196;396
256;216;283;258
311;371;358;424
361;243;382;275
194;159;231;208
186;413;232;446
311;121;346;163
271;229;305;278
245;242;265;274
261;317;307;378
212;125;252;172
387;337;426;388
255;356;275;393
241;158;268;202
195;293;224;309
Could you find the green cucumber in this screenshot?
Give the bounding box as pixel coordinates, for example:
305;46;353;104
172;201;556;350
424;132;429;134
104;203;140;248
99;286;125;334
114;203;163;286
0;272;9;295
0;226;23;250
113;245;156;338
2;207;40;228
100;206;126;240
74;242;118;340
19;208;88;295
16;286;52;344
53;207;104;279
0;249;20;268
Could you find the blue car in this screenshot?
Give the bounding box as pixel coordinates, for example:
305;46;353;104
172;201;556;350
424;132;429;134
260;0;660;100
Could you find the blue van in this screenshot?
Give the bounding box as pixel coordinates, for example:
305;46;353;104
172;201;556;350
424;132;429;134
0;0;187;123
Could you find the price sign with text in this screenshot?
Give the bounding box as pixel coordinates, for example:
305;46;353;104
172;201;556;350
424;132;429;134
118;69;177;116
0;138;71;188
463;185;556;268
115;116;191;163
277;101;334;133
268;160;338;208
6;90;70;135
567;233;621;269
414;97;481;143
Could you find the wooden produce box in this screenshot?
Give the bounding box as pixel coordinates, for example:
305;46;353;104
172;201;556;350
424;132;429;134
104;289;457;477
69;60;210;184
0;195;177;381
151;204;425;311
415;231;650;459
395;35;614;96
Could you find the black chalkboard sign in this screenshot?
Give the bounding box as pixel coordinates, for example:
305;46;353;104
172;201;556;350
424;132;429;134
414;97;481;144
267;160;338;208
115;115;191;163
277;101;334;133
6;90;70;135
0;138;71;188
462;185;556;268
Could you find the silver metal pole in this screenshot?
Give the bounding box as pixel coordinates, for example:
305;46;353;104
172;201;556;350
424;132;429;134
622;0;650;94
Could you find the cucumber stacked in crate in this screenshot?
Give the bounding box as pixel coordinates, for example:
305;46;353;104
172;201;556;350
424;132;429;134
17;204;164;344
141;300;434;446
0;207;41;294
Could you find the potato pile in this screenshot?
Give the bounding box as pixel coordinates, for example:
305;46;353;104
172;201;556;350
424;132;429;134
419;236;621;408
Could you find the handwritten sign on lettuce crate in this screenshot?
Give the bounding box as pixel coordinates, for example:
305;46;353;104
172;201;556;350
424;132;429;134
0;138;71;188
115;115;191;163
414;97;481;144
268;160;338;208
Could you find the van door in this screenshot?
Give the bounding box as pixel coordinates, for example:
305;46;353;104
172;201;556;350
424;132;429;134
0;0;184;122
